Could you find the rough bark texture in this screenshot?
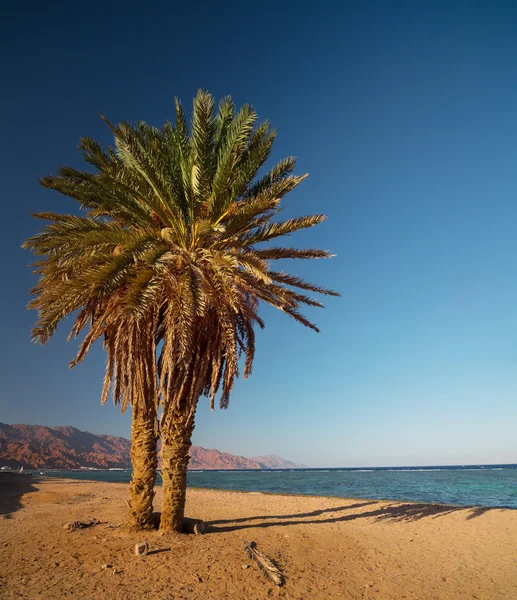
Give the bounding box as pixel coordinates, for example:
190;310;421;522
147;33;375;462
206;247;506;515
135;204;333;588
159;411;195;532
127;403;158;529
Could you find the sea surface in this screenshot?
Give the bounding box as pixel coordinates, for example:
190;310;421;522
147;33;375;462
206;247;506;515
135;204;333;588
35;464;517;509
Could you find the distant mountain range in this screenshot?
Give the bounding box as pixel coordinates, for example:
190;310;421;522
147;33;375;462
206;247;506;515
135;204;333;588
0;423;305;470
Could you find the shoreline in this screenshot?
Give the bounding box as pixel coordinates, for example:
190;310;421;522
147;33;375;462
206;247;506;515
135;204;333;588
1;476;517;599
28;473;517;511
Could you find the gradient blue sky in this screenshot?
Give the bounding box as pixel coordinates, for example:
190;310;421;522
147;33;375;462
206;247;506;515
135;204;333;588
1;1;517;467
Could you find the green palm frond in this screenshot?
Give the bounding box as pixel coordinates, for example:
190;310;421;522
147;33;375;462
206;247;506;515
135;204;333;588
254;247;333;260
191;89;216;203
240;214;326;245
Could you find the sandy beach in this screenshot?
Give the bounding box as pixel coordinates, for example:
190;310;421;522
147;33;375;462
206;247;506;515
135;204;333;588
1;475;516;599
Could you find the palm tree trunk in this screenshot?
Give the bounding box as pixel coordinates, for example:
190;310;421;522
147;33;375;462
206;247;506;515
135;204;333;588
127;403;158;529
159;411;195;532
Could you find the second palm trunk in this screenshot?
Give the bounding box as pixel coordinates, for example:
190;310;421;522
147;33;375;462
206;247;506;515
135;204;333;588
159;411;196;532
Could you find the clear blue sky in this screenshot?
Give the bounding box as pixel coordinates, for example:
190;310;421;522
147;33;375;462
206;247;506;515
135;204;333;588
1;0;517;467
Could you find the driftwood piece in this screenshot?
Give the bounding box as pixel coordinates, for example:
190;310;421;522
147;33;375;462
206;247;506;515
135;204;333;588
64;518;102;531
242;539;284;586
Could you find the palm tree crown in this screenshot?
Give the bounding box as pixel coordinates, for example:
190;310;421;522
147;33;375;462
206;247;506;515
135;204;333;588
24;90;338;422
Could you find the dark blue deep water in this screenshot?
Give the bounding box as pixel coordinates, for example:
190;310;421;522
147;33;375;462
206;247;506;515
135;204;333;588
37;464;517;509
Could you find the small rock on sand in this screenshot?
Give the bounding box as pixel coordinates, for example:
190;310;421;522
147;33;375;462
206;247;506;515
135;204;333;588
134;542;148;557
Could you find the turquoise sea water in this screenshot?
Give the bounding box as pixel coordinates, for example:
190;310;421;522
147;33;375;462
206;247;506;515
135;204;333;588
37;464;517;509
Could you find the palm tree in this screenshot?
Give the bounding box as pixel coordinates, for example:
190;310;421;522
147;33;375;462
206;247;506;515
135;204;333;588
24;90;338;532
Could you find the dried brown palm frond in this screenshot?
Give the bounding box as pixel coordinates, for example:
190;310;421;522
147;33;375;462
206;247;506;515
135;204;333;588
242;539;284;586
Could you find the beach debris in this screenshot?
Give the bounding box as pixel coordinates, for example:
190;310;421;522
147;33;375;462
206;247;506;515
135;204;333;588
193;521;205;535
241;564;250;569
112;568;122;575
242;540;284;587
101;564;112;570
182;517;206;535
134;542;149;558
104;522;123;529
64;518;101;531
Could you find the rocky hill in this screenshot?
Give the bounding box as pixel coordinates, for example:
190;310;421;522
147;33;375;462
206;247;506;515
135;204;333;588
188;446;263;470
0;423;303;470
250;455;306;469
0;423;131;469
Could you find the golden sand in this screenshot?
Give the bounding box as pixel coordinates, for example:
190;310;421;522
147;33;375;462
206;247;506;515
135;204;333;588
1;475;516;599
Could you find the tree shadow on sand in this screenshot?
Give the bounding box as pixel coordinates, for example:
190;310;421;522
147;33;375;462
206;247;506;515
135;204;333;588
205;500;508;533
207;501;378;527
0;473;39;519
